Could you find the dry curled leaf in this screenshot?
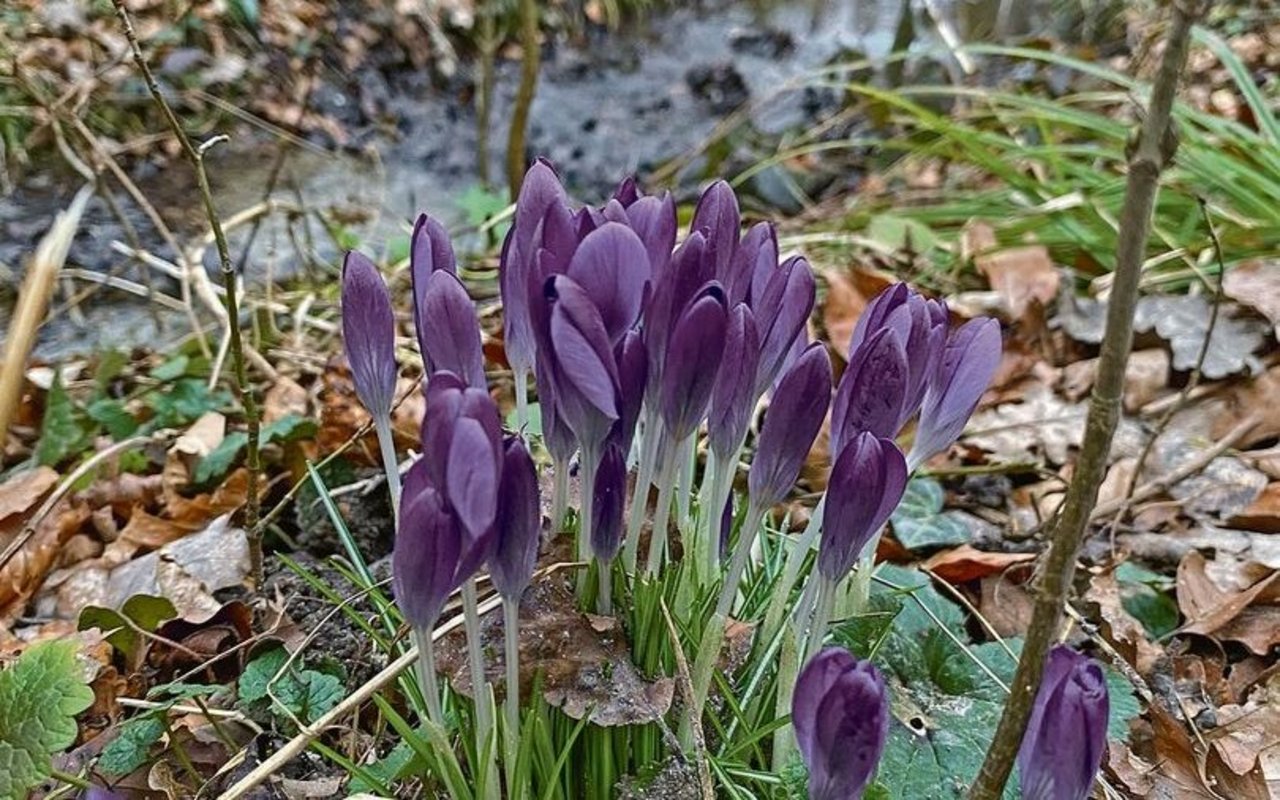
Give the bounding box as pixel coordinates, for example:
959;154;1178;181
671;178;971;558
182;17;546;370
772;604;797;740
1177;551;1280;655
1223;260;1280;338
436;579;674;727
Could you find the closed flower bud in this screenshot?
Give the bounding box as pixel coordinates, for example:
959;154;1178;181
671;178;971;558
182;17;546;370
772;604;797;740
591;443;628;562
691;179;741;281
341;251;397;419
707;303;761;461
830;327;908;457
820;431;908;580
752;255;816;398
847;284;949;432
609;330;648;454
421;373;503;543
539;274;621;456
503;159;570;377
490;437;541;601
419;270;487;389
908;317;1001;469
393;460;466;631
792;647;889;800
748;343;831;511
660;287;729;444
1017;645;1110;800
565;222;649;345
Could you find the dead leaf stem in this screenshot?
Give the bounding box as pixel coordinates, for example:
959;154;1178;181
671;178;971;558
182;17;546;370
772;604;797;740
111;0;264;587
967;3;1207;797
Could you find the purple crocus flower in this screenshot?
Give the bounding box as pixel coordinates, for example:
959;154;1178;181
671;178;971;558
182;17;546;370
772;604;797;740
502;160;570;379
792;647;889;800
341;251;397;419
419;270;487;389
421;372;503;543
707;303;761;461
747;343;832;510
643;231;715;407
490;437;541;601
620;193;677;282
751;255;816;398
847;284;949;432
819;431;908;580
591;443;628;562
728;221;777;306
538;274;621;457
907;317;1001;469
830;327;908;457
393;459;466;631
609;329;648;454
565;222;649;344
1017;645;1110;800
691;179;740;281
659;288;729;445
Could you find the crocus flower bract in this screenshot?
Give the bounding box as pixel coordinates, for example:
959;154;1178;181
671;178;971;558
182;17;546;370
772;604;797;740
747;342;832;511
393;459;467;632
792;647;889;800
819;431;908;580
907;317;1002;469
490;437;541;601
341;251;397;419
1017;645;1110;800
419;270;487;389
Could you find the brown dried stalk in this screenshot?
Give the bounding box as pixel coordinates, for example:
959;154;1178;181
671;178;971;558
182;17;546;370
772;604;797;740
966;3;1207;797
111;0;264;587
506;0;540;199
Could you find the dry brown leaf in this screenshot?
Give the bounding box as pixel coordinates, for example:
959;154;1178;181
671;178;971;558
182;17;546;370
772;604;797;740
821;269;869;359
0;500;91;614
171;412;225;461
1123;348;1171;412
263;376;309;424
974;242;1061;320
1223;260;1280;337
1177;551;1280;654
1211;365;1280;449
436;579;673;727
922;545;1035;583
1086;572;1163;675
0;466;58;524
1231;482;1280;533
978;574;1035;637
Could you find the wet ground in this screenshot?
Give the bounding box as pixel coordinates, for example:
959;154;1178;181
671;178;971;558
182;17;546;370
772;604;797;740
0;0;1070;359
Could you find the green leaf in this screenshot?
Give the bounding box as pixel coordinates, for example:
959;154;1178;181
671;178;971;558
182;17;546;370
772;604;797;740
92;349;130;390
36;373;88;467
79;595;176;662
890;478;970;550
348;738;419;794
149;355;190;382
458;184;510;228
0;640;95;797
97;713;165;776
194;432;249;485
260;414;317;444
144;379;230;430
86;398;139;440
867;214;939;253
239;647;344;725
507;402;543;437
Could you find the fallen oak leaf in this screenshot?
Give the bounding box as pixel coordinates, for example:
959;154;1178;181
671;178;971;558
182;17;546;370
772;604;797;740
0;466;59;527
922;545;1034;584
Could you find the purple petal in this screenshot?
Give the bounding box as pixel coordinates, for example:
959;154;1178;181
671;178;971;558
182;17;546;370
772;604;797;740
753;256;816;398
490;437;541;600
819;433;907;580
393;463;464;630
420;270;487;389
612;175;641;206
545;276;620;454
691;180;741;281
624;193;677;284
909;317;1001;468
730;222;777;307
660;289;729;443
609;330;648;454
341;251;398;418
748;343;831;510
1018;646;1109;800
643;231;714;406
591;443;628;562
830;327;908;456
708;303;761;460
566;222;649;344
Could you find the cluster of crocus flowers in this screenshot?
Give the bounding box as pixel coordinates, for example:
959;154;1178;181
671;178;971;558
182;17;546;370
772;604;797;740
340;159;1008;796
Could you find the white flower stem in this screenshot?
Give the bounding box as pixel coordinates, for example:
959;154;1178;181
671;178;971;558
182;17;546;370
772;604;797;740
623;410;662;573
644;445;681;577
550;456;569;533
411;627;444;726
576;448;599;599
760;495;826;648
514;368;530;435
502;597;521;799
462;579;498;799
597;558;613;616
373;413;401;519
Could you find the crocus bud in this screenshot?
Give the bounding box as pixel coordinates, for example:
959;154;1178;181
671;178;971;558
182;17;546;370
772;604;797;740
660;287;729;445
565;222;649;345
792;647;889;800
612;175;641;206
421;373;503;541
691;179;740;281
591;443;628;562
830;327;908;457
727;221;776;306
707;303;761;461
419;270;487;389
410;214;457;375
819;431;908;580
490;437;541;601
539;275;620;456
643;231;715;407
748;343;831;510
1018;645;1110;800
341;251;397;419
609;329;648;454
503;160;570;377
752;255;816;398
907;317;1001;469
393;460;465;631
848;284;949;431
622;193;677;283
